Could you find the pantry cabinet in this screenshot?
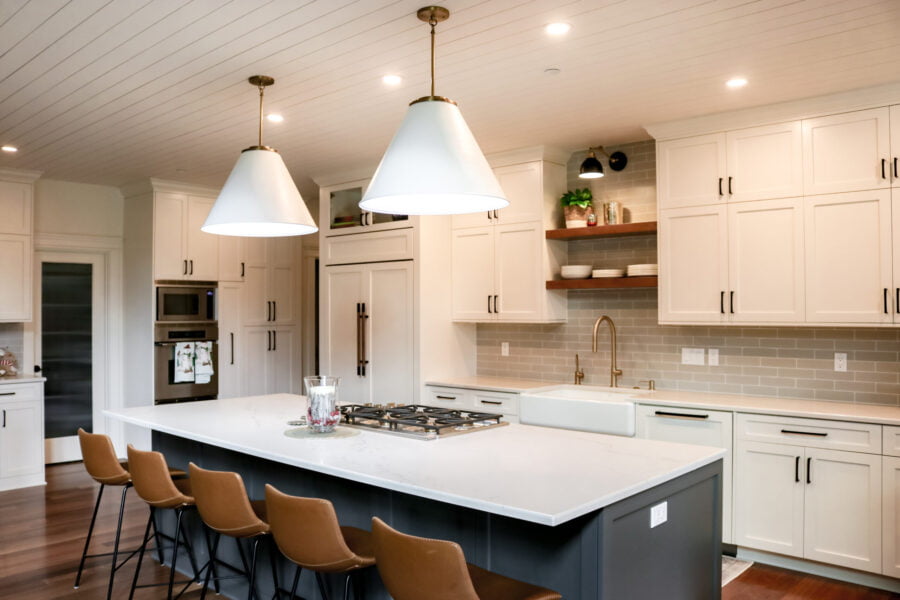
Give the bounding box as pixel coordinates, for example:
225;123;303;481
241;325;298;397
153;192;219;281
217;282;242;399
734;414;883;574
892;105;900;188
802;107;891;195
242;237;297;326
0;381;44;492
321;261;414;406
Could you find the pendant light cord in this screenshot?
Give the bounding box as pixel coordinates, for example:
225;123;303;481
257;80;265;147
429;16;437;98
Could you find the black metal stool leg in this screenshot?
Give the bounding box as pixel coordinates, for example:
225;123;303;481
343;573;352;600
105;483;130;600
151;507;165;563
167;507;185;600
315;572;330;600
269;537;281;600
247;537;261;600
200;531;220;600
179;514;201;579
128;510;155;600
74;483;105;589
288;565;303;599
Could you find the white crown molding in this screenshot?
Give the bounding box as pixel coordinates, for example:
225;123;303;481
119;177;221;198
644;81;900;141
34;232;123;251
0;167;42;184
486;145;572;168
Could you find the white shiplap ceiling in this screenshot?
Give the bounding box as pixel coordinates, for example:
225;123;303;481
1;0;899;194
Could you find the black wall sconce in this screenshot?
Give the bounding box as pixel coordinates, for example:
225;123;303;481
579;146;628;179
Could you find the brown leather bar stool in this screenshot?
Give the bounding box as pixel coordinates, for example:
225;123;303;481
188;463;277;600
127;445;204;600
265;484;375;600
371;517;561;600
74;428;184;600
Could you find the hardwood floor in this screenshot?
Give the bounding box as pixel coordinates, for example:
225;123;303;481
0;463;896;599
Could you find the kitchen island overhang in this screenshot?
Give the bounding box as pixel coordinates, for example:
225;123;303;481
106;394;725;599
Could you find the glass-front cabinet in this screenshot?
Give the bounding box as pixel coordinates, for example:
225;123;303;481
320;178;411;237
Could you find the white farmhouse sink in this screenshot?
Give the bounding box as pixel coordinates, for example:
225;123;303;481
519;385;646;437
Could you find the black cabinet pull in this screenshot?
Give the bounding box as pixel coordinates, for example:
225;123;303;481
896;288;899;314
273;330;277;351
727;176;733;195
493;209;499;220
183;259;187;275
240;262;245;278
487;295;492;314
655;410;709;420
493;295;499;314
189;260;193;275
436;395;457;400
894;157;898;179
806;457;812;484
718;177;723;196
885;288;889;314
480;399;503;405
882;158;887;179
720;291;725;314
273;301;276;322
730;291;734;314
230;332;234;365
0;392;14;396
487;211;492;221
2;409;5;428
794;456;800;482
780;429;827;437
267;330;271;351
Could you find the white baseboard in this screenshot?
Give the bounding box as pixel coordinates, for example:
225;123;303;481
737;547;900;594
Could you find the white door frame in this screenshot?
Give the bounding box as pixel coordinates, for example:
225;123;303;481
24;233;125;458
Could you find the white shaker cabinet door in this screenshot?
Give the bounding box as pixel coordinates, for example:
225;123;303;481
894;191;900;323
803;448;882;574
494;222;543;322
728;197;804;323
734;441;805;558
217;282;242;399
321;266;367;403
805;190;892;324
884;456;900;578
241;327;270;397
802;107;891;195
185;196;218;281
493;161;543;225
658;205;728;323
451;227;494;321
367;262;415;406
153;192;187;280
0;234;32;321
726;121;803;202
657;133;726;210
0;180;32;235
269;326;298;394
218;235;245;282
892;105;900;188
0;400;43;485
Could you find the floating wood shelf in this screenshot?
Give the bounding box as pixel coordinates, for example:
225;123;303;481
545;221;657;240
546;276;658;290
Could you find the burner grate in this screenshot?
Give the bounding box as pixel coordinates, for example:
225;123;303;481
338;404;506;439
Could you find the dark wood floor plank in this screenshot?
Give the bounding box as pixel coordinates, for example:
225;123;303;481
722;562;899;600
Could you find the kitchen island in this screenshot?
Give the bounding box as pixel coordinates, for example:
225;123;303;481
106;394;725;600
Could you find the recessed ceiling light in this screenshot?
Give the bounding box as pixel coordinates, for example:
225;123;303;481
266;113;284;123
545;22;571;36
726;77;748;89
1;145;17;153
382;74;403;86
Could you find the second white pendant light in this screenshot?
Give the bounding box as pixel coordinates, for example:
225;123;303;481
359;6;508;216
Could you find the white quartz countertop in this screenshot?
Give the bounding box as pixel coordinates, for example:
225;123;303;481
0;376;45;384
429;377;900;426
104;394;724;526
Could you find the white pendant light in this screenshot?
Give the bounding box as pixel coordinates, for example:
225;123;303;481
359;6;508;216
203;75;317;237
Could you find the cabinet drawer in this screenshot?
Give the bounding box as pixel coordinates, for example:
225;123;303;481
736;413;881;454
471;391;519;416
425;386;474;411
884;425;900;457
323;228;414;265
0;383;40;404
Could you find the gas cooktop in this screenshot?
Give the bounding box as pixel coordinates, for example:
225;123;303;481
339;404;508;440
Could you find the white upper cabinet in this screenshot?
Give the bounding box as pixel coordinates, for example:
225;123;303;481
452;162;546;229
728;197;805;323
658;205;728;323
892;105;900;188
451;227;494;321
657;133;726;210
493;222;544;320
802;107;891;195
319;178;413;237
726;121;803;202
218;236;246;282
0;175;37;322
242;237;297;327
153;193;219;281
805;190;892;324
0;180;32;235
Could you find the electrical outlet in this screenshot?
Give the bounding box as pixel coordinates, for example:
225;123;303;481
834;352;847;372
501;342;509;357
681;348;705;366
708;348;719;366
650;501;668;528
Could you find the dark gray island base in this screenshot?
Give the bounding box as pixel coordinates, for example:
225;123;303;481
153;431;723;600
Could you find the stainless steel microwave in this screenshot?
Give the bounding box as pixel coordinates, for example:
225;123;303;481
156;285;216;322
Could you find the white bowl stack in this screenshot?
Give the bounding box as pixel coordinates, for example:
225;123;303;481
592;268;624;278
626;263;658;277
560;265;592;279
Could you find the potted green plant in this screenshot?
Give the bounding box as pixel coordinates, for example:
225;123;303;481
560;188;593;228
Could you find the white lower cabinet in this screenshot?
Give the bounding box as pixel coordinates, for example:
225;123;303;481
884;455;900;578
636;404;733;543
241;326;299;397
734;414;883;574
0;382;44;491
217;282;242;399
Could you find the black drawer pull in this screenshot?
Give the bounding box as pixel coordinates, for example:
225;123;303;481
727;176;733;195
882;158;887;179
781;429;827;437
718;177;723;196
885;288;889;314
807;457;812;484
655;410;708;420
0;392;15;396
436;395;457;400
2;409;4;427
794;456;800;482
480;400;503;405
720;291;725;314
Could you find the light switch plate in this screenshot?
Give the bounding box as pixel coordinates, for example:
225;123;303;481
650;501;668;528
834;352;847;372
681;348;705;366
501;342;509;357
708;348;719;366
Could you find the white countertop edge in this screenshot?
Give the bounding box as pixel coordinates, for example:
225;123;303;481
105;408;725;526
